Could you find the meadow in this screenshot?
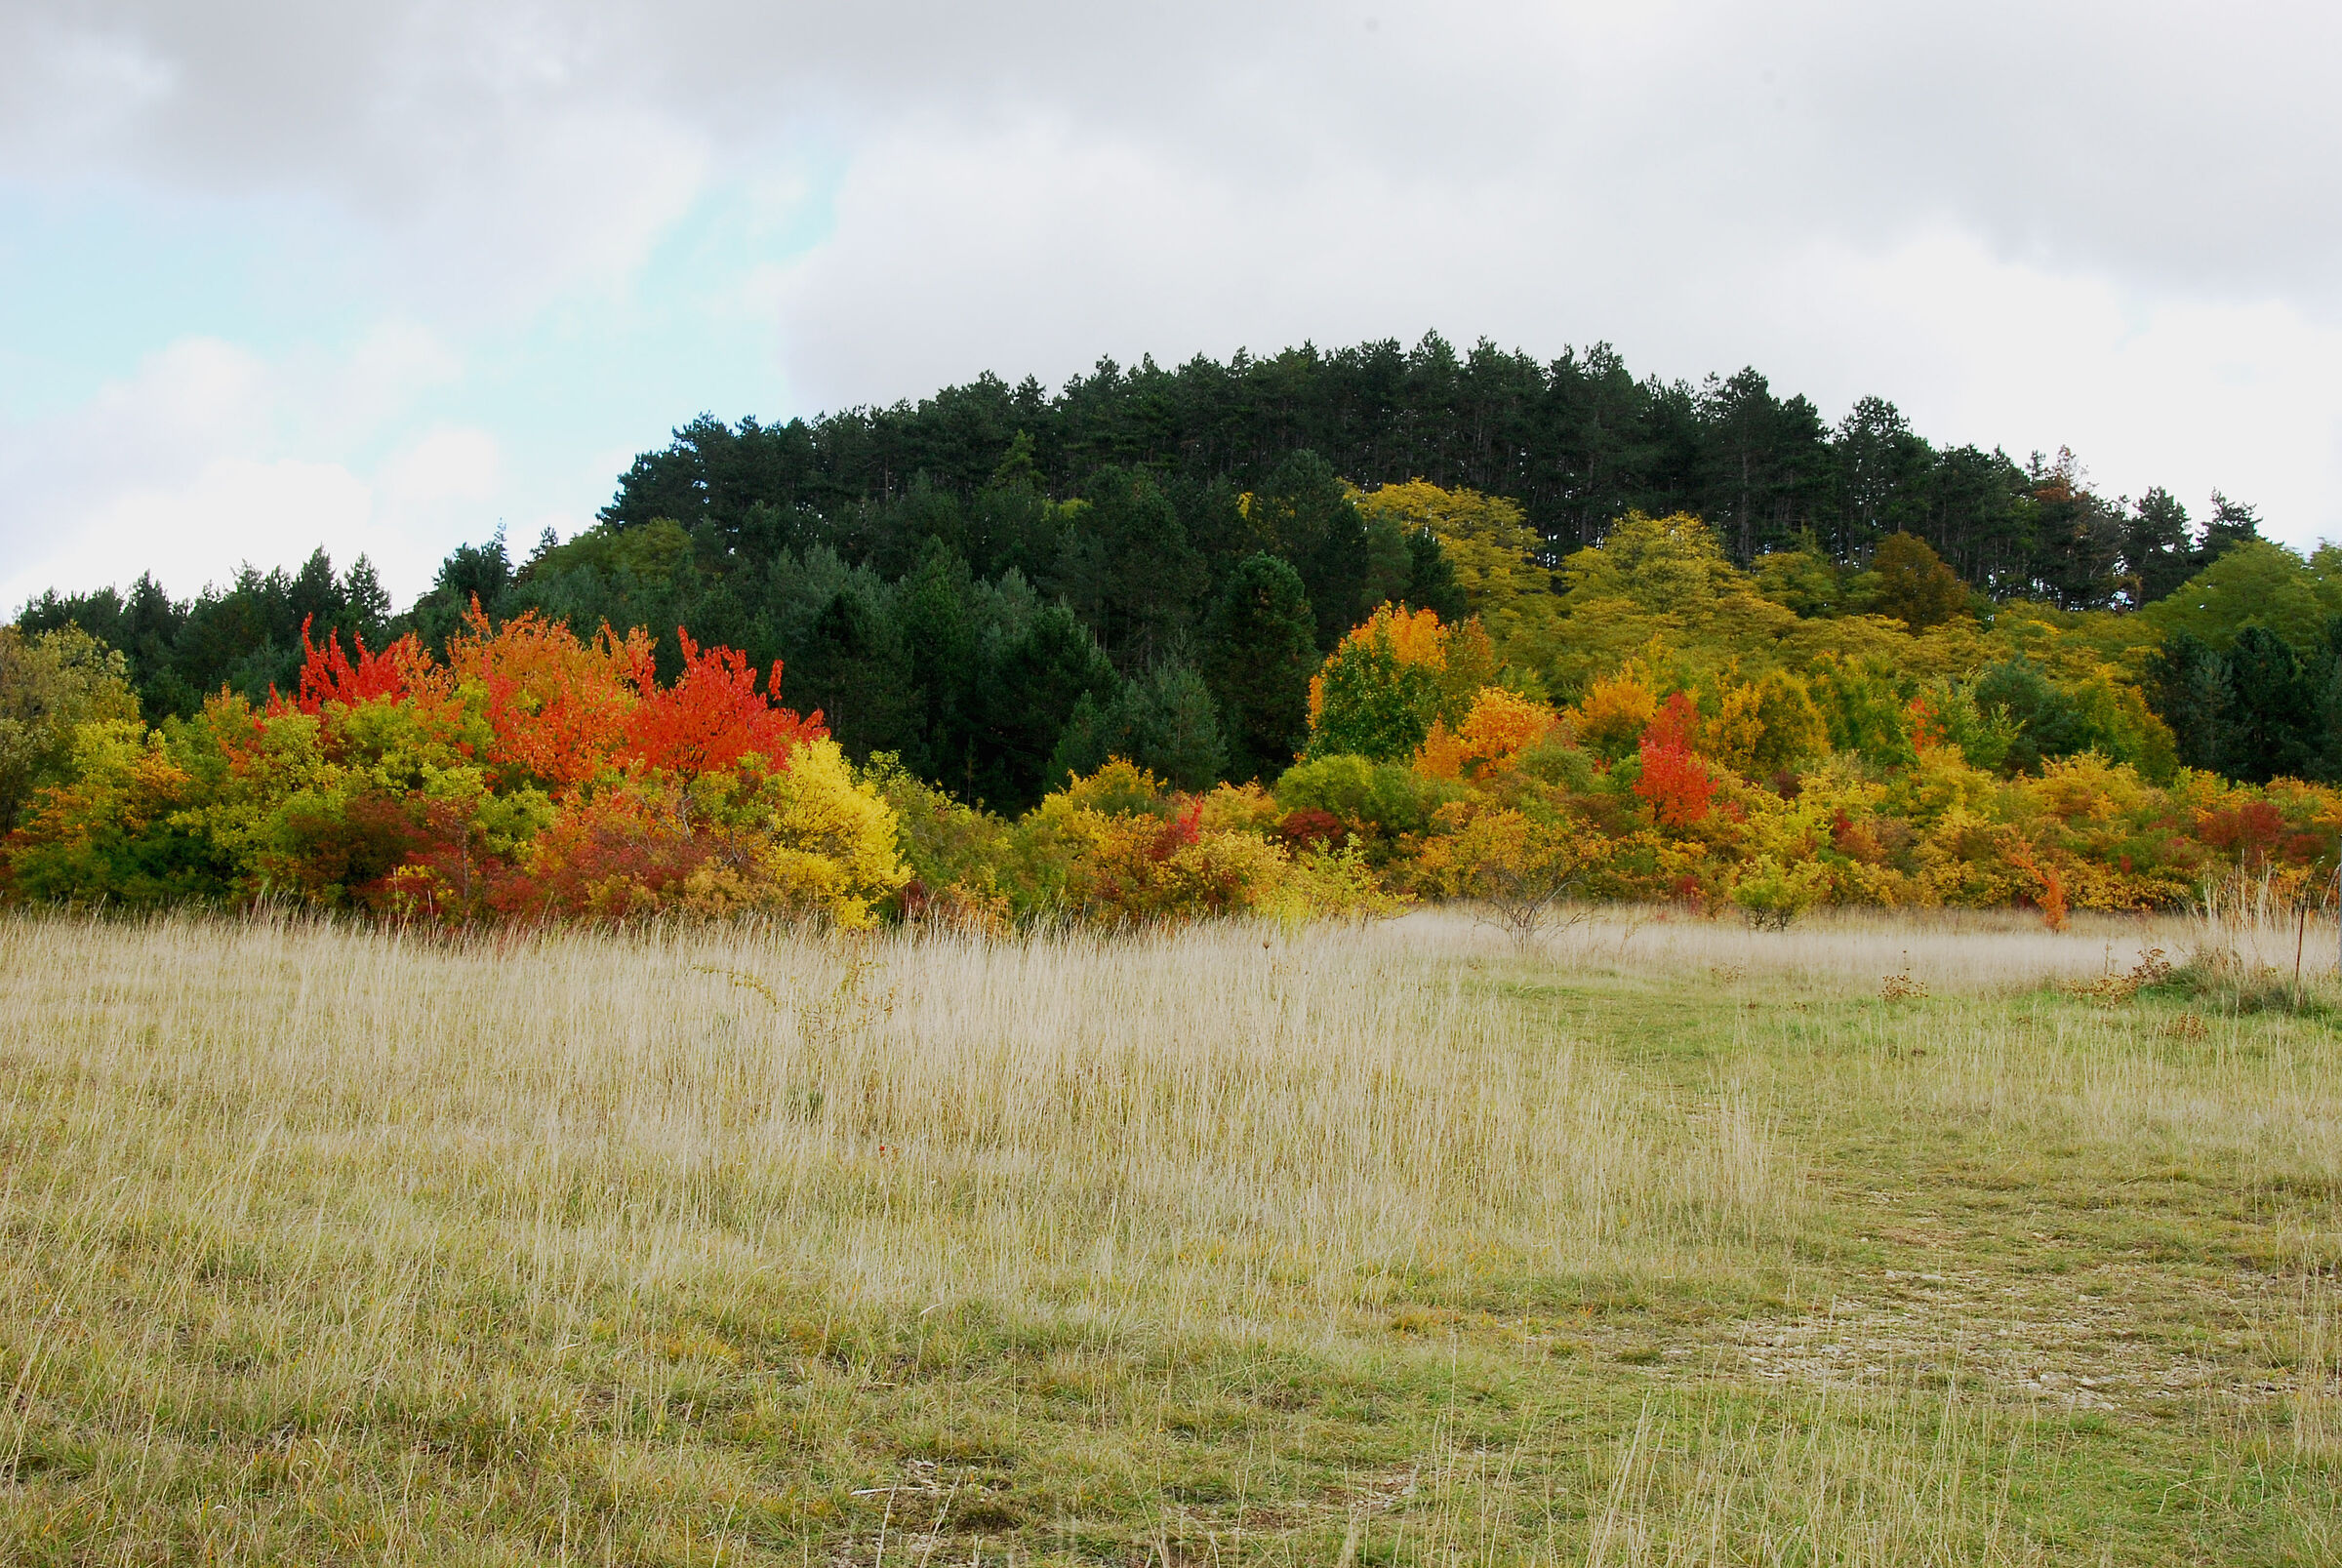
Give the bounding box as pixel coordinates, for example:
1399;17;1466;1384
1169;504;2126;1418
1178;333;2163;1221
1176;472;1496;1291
0;906;2334;1564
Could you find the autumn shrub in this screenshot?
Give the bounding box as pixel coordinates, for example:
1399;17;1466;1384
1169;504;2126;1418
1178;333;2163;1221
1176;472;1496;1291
1411;796;1600;947
1;720;228;905
1730;855;1828;930
0;624;141;832
1273;753;1458;859
1571;665;1660;762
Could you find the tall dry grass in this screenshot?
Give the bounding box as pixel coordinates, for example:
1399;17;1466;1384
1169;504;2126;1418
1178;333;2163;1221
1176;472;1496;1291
0;913;1792;1348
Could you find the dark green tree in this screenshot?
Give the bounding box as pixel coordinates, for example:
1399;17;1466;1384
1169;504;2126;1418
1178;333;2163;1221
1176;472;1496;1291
975;604;1123;811
1971;660;2081;775
2199;491;2264;567
2219;625;2318;784
1047;663;1225;793
1403;529;1469;622
1052;465;1205;670
1201;554;1316;783
791;586;913;762
2145;630;2228;773
2312;618;2342;783
2122;488;2196;605
1250;450;1367;649
1830;397;1932;558
1108;663;1226;790
2024;453;2125;610
897;541;976;779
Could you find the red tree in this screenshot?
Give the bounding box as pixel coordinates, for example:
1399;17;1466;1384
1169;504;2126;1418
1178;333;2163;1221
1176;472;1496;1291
1634;694;1714;827
623;631;825;778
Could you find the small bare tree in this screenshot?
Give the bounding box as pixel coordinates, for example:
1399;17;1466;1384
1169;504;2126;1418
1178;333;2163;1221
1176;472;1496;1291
1416;802;1597;953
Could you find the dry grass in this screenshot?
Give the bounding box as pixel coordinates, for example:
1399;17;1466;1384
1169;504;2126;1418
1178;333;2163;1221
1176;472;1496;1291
0;908;2334;1563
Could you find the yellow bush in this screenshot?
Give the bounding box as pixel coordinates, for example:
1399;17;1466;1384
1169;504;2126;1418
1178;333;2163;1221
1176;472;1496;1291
1571;665;1660;760
741;740;909;928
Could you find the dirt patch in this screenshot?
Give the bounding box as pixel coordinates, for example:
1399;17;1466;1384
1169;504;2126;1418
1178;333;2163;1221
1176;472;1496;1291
1733;1264;2314;1413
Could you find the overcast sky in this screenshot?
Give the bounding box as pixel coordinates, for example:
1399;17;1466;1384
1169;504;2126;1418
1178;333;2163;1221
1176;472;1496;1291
3;0;2336;607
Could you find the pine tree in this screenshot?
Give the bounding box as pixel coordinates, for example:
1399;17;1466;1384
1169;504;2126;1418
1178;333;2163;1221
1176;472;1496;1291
1110;664;1226;790
342;556;393;636
1051;465;1204;670
978;604;1122;811
1201;554;1315;784
2122;488;2195;604
1249;451;1367;649
1404;530;1468;623
898;541;975;777
2145;630;2228;773
791;587;912;762
2220;625;2317;784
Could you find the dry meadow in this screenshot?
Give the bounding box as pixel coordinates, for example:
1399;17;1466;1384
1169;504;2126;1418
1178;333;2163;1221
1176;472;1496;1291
0;905;2334;1564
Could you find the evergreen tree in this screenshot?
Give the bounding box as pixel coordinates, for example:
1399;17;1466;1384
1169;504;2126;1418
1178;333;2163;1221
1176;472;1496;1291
1051;465;1204;670
342;556;392;637
897;541;975;779
2312;618;2342;783
289;548;344;631
1044;691;1113;789
1403;529;1468;622
791;586;913;762
1201;554;1316;783
2122;488;2196;605
2220;625;2317;784
2025;451;2125;610
2199;491;2264;567
1831;397;1931;557
1250;451;1368;649
975;604;1122;811
1110;664;1226;791
1359;512;1412;613
2145;630;2228;773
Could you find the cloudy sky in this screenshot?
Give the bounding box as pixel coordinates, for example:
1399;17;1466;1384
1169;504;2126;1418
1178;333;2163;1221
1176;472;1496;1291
3;0;2336;608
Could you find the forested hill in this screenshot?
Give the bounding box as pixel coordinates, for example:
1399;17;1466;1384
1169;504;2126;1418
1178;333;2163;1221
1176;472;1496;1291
15;332;2338;818
598;333;2261;607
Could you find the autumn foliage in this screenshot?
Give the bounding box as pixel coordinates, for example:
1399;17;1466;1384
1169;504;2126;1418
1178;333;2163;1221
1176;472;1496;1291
6;605;904;926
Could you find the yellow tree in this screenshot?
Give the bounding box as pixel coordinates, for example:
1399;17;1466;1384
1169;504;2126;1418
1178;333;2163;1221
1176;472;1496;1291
1353;480;1561;669
1416;687;1558;780
1354;481;1546;612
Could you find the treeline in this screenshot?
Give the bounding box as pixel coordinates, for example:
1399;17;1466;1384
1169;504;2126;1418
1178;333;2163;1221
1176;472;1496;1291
17;553;393;727
597;334;2265;606
5;583;2336;931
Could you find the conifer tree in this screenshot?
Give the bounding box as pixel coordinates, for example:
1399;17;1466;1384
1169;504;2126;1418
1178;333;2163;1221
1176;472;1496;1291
1202;554;1315;783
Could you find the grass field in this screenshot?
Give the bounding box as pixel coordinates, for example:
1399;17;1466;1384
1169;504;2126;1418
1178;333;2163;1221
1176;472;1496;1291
0;906;2334;1564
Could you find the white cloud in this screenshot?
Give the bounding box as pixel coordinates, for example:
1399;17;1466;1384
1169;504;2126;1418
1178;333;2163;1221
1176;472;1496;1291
77;458;375;591
1778;229;2342;532
382;427;500;507
0;337;518;608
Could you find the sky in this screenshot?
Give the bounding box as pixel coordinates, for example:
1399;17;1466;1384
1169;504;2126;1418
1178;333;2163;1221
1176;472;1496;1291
3;0;2337;610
